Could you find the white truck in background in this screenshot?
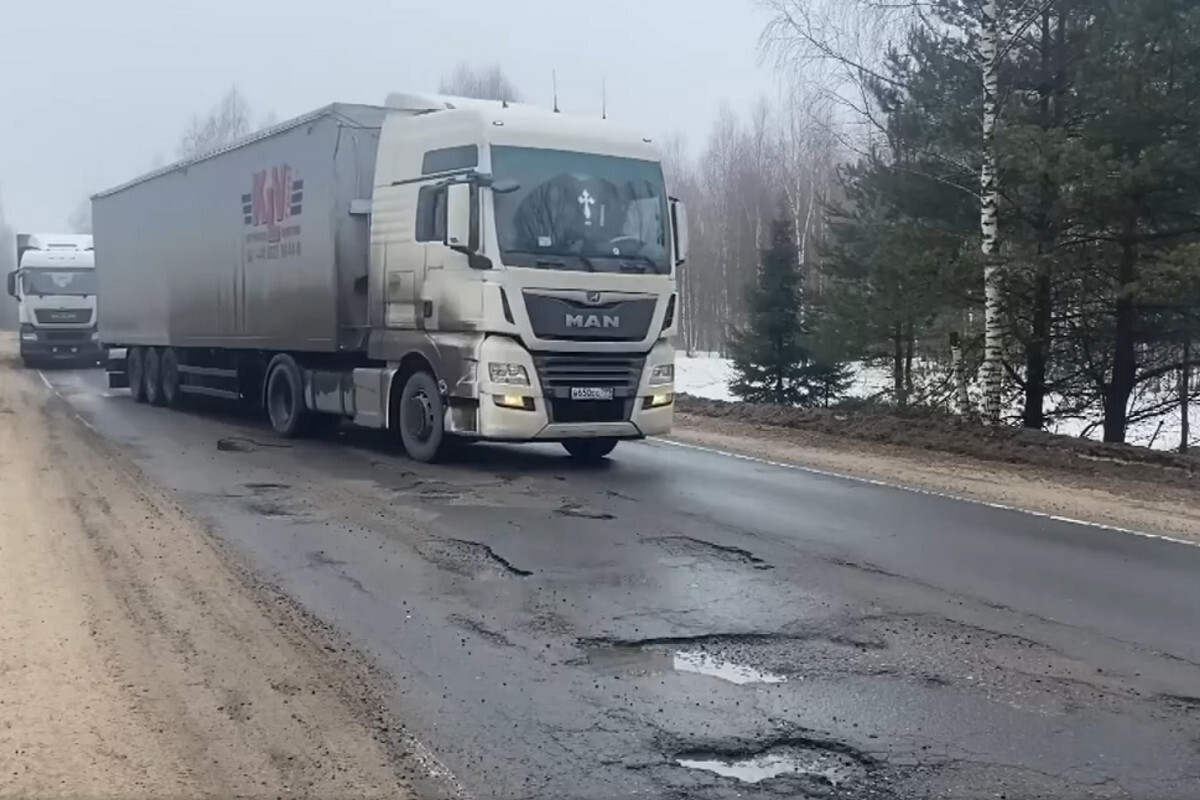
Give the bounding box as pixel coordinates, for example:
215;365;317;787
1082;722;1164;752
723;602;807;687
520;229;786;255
93;92;686;463
6;233;103;368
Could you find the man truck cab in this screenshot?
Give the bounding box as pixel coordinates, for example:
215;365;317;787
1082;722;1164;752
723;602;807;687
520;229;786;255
6;233;103;368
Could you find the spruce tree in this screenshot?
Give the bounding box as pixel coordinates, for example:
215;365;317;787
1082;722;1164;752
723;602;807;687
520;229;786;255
728;215;813;405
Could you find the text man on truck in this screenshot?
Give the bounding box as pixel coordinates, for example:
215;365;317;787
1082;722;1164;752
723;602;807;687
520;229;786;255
6;233;103;368
93;92;686;462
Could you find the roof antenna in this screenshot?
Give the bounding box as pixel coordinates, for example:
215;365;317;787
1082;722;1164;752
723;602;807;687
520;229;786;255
601;77;607;120
552;70;560;113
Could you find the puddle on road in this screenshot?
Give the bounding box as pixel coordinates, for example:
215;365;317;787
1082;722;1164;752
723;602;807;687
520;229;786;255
583;645;787;685
673;650;787;685
677;746;864;786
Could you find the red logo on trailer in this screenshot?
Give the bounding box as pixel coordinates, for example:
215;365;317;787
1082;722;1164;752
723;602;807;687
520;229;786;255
242;164;304;261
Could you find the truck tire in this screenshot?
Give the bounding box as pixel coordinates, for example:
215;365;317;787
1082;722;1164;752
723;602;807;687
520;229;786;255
265;355;310;438
127;347;148;403
144;348;165;406
160;348;183;408
562;438;618;462
397;370;446;463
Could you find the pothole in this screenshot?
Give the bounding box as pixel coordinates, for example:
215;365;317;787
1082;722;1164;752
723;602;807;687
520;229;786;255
417;538;532;578
673;650;787;685
646;535;772;570
579;638;789;685
676;745;867;787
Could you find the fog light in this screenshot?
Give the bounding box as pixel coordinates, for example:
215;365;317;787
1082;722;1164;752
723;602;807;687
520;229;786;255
644;393;673;408
494;394;534;411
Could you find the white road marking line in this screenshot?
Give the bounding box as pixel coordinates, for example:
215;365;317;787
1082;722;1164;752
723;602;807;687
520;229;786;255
650;437;1200;550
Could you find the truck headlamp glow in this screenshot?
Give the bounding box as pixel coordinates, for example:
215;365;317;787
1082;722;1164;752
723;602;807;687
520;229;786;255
648;363;674;386
488;362;530;386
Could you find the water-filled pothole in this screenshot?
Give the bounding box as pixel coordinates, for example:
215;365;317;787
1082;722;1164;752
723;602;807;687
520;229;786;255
581;643;787;685
673;650;787;685
677;746;865;786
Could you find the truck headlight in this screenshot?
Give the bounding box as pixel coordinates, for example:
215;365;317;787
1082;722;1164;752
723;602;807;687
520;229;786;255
648;363;674;386
19;324;37;342
488;362;530;386
91;330;100;341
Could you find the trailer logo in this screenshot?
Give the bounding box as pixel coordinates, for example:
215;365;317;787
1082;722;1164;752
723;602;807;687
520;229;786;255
242;164;304;262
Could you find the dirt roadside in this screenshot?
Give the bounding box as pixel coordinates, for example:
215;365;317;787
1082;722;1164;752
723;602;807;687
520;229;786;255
669;407;1200;542
0;354;415;797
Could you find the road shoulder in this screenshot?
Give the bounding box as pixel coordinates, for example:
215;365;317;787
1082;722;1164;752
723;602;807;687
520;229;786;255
669;413;1200;542
0;352;417;797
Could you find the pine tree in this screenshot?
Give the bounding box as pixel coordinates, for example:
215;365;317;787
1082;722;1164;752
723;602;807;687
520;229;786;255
728;215;814;404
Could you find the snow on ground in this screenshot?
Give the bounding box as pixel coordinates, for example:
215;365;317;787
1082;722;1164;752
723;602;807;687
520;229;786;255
675;353;1198;452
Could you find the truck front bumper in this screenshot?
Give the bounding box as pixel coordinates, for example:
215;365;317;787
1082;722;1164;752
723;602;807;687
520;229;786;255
19;330;105;363
470;337;675;442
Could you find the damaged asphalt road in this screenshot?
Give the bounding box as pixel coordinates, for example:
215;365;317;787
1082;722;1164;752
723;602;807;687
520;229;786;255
45;369;1200;799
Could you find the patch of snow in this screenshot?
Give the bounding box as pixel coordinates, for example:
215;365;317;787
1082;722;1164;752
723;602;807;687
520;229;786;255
674;354;1199;452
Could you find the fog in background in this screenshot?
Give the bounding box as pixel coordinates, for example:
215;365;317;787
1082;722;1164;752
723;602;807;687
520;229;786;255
0;0;774;234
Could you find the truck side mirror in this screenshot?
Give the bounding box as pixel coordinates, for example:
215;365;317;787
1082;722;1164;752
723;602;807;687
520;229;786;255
444;182;472;251
670;198;689;266
5;271;16;299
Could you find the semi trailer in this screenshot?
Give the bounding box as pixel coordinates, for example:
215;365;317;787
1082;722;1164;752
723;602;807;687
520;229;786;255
6;233;103;367
93;92;686;462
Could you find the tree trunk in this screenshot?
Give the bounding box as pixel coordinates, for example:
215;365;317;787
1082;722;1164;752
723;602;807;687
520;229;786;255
1103;232;1138;443
951;332;971;417
893;324;906;408
1181;337;1191;454
1022;7;1058;431
904;321;916;404
1024;270;1053;428
979;0;1004;425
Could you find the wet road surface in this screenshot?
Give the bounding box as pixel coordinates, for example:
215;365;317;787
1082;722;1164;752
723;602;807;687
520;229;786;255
44;367;1200;799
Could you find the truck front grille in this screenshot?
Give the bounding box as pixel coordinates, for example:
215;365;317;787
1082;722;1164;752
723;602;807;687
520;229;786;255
532;353;645;425
549;399;630;424
34;308;92;325
532;353;645;397
40;330;92;343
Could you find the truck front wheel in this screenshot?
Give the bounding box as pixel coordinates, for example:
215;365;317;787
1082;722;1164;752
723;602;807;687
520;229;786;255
562;438;618;463
127;347;148;403
397;370;446;463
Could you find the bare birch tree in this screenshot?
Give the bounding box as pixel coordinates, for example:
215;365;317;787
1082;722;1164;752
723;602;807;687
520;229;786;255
68;197;92;235
177;86;253;160
438;63;522;103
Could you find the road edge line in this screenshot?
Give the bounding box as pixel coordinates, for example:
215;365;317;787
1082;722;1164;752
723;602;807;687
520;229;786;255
650;436;1200;550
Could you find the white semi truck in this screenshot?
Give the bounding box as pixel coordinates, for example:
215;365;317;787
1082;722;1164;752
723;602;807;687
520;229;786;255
93;92;685;462
6;233;103;367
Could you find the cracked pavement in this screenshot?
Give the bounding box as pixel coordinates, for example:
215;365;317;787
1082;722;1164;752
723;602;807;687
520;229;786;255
42;367;1200;799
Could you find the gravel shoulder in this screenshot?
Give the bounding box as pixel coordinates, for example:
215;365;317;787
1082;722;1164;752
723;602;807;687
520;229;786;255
670;406;1200;542
0;350;413;798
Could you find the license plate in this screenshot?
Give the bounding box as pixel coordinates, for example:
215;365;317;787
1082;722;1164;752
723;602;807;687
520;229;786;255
570;386;614;401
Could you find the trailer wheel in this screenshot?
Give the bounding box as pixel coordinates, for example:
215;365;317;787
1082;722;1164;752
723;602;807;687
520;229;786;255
144;348;165;406
127;347;148;403
265;355;310;438
398;370;446;463
160;348;183;408
562;438;618;463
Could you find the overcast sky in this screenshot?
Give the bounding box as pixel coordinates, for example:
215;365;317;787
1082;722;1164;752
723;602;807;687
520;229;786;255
2;0;777;231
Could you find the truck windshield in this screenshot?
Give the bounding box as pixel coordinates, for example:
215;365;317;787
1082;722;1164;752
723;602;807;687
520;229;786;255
20;269;97;297
491;146;670;274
